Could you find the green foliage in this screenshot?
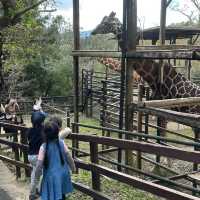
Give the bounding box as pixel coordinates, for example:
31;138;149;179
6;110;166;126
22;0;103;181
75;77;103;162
3;11;74;97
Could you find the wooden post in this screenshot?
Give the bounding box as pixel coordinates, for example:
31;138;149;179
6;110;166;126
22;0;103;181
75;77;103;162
13;132;21;179
159;0;167;45
90;142;100;199
156;0;167;165
85;71;89;117
72;0;80;158
20;129;30;177
159;0;167;83
186;38;192;80
125;0;137;169
156;118;162;163
193;128;200;195
136;84;143;169
81;69;84;108
117;0;127;172
66;108;70;128
101;81;107;150
89;70;93;117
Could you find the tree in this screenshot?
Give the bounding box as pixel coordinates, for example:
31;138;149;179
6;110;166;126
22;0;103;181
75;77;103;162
169;0;200;24
21;16;74;97
0;0;53;96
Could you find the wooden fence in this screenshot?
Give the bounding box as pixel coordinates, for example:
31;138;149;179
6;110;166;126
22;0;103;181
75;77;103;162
0;121;200;199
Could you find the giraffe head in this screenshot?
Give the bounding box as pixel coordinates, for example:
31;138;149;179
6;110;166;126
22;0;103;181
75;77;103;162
91;12;122;36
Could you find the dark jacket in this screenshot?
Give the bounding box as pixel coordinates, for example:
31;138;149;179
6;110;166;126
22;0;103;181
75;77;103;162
27;126;43;155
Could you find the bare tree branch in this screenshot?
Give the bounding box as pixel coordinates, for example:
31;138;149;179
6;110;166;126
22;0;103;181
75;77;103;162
169;3;195;23
166;0;173;8
191;0;200;11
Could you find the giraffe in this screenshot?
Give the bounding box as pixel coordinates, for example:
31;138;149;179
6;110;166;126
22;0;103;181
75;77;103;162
98;57;143;83
91;11;200;132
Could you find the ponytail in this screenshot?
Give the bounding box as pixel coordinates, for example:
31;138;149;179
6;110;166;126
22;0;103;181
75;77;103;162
44;142;49;169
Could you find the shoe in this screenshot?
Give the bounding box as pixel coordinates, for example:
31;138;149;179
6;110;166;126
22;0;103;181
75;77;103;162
29;194;36;200
35;188;40;196
29;194;39;200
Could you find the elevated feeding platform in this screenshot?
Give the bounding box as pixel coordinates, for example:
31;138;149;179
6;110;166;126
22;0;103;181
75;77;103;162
71;45;200;60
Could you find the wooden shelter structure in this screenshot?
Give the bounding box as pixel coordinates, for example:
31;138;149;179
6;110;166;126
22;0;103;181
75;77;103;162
141;26;200;42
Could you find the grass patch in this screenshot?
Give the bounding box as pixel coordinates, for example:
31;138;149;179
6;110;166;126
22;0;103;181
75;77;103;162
79;117;102;136
68;170;159;200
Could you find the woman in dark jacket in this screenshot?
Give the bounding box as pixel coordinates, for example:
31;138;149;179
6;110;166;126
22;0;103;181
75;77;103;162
28;111;47;200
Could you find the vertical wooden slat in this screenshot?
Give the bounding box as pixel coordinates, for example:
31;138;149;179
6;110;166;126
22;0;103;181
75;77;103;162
144;86;150;141
136;84;143;169
66;109;70;128
13;132;21;179
156;118;162;163
101;81;107;150
90;142;100;200
90;70;93;117
20;129;30;177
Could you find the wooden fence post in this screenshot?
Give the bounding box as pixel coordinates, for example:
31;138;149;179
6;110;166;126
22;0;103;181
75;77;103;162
66;108;71;128
20;129;30;177
156;117;162;163
136;84;143;169
101;81;107;150
90;142;100;199
13;132;21;179
193;128;200;195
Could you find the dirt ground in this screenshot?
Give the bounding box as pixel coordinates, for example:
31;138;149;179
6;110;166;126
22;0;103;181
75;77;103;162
0;160;29;200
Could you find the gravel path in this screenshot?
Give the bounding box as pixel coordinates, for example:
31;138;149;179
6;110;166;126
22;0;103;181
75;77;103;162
0;160;28;200
0;188;12;200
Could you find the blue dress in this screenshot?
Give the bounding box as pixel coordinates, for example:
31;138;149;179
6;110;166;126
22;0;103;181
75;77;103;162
40;140;73;200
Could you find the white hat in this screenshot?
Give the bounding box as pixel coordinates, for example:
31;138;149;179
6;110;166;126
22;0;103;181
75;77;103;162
33;104;41;111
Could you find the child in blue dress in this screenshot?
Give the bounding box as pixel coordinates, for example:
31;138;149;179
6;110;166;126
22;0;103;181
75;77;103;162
35;121;75;200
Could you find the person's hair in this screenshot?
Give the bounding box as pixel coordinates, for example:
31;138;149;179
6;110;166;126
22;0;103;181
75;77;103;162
6;98;10;105
43;121;64;169
48;115;63;129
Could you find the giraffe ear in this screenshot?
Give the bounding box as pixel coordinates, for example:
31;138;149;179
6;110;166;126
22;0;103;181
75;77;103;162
109;12;116;18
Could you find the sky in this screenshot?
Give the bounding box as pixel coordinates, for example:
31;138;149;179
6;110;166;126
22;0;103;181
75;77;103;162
55;0;189;31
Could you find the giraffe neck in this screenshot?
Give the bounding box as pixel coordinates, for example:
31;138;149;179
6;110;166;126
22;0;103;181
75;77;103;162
98;58;143;83
98;58;121;72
